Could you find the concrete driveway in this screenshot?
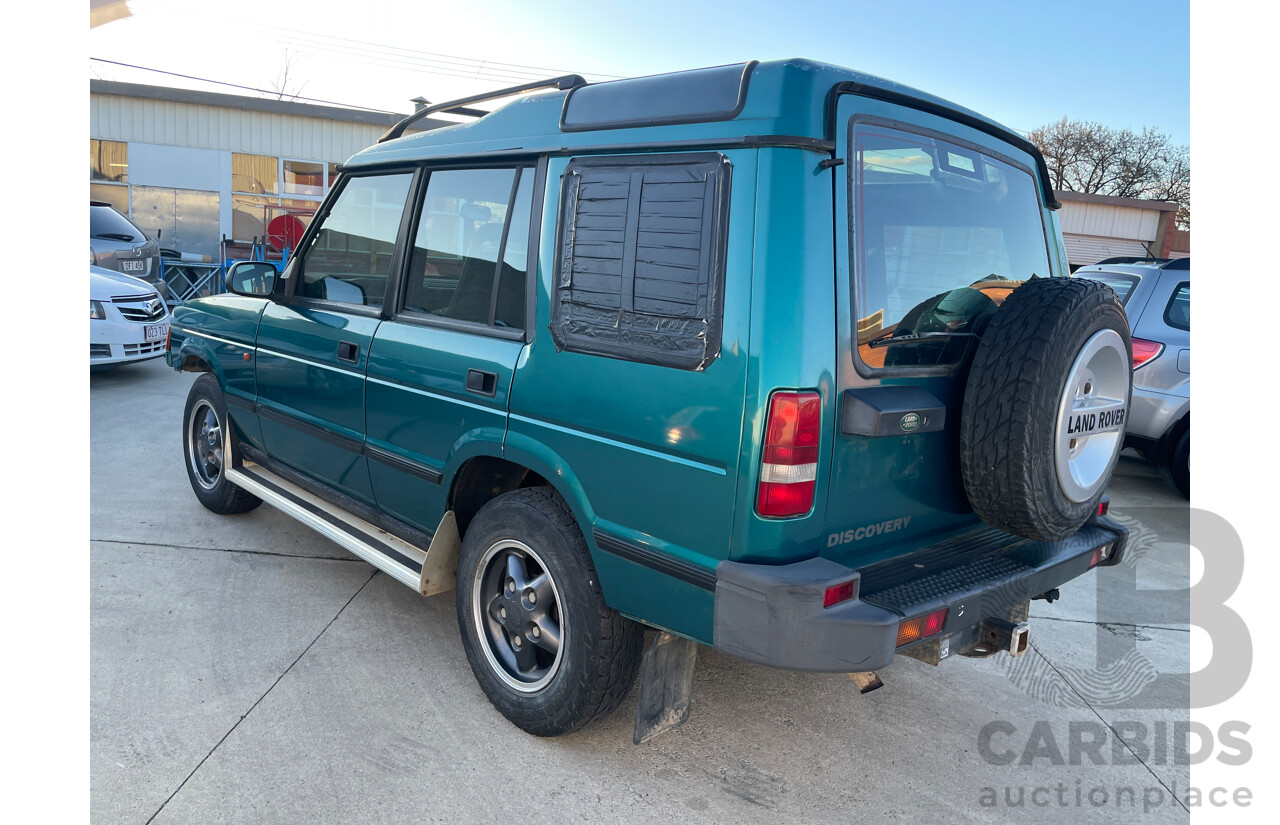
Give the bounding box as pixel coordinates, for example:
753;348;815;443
91;359;1191;823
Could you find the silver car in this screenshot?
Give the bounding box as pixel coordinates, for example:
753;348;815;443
1073;258;1190;497
90;201;162;291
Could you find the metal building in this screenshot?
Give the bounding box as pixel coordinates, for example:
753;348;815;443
1055;190;1187;269
89;80;445;259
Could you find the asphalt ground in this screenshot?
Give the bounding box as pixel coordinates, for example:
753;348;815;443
91;358;1192;824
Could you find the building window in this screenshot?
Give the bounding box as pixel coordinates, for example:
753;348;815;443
283;160;325;197
232;153;278;195
91;139;128;183
232;154;335;242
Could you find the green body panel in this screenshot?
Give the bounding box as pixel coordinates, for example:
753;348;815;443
169;59;1070;647
503;150;758;640
168;295;269;449
726;146;838;565
254;302;381;504
364;321;522;532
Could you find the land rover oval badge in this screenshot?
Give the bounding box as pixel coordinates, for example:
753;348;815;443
900;412;921;432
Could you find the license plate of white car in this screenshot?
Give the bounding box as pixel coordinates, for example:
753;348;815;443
145;323;168;342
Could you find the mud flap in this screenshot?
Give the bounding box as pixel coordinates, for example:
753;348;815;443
633;631;698;745
419;510;460;597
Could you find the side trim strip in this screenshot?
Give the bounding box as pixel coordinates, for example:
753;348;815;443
366;444;444;484
256;403;365;454
253;401;445;485
368;375;499;416
173;327;255;351
224;392;255;411
592;529;717;592
255;346;367;380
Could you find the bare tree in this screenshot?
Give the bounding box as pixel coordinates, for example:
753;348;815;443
1029;118;1190;228
269;50;309;101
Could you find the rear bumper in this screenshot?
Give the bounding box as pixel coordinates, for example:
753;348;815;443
712;518;1128;672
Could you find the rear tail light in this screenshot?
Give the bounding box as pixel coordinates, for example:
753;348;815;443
823;580;855;608
1131;338;1163;369
896;608;948;647
1097;497;1110;518
756;391;821;518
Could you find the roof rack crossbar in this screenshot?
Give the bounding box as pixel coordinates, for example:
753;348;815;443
379;74;588;143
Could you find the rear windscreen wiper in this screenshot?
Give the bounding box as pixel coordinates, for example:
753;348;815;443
93;233;140;242
868;331;980;348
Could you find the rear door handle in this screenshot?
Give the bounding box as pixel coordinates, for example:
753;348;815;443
466;369;498;396
337;340;359;363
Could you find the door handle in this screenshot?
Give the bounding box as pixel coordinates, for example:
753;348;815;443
337;340;359;363
466;369;498;397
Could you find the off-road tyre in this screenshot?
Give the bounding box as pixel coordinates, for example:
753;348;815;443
960;278;1131;541
455;487;643;736
182;373;262;515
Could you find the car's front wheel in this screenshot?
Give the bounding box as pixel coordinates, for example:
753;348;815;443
182;373;261;515
455;488;642;736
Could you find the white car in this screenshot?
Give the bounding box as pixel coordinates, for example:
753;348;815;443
90;265;171;368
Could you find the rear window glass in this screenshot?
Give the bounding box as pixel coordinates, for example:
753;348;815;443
1084;272;1140;306
90;205;145;242
1164;282;1190;330
850;124;1050;370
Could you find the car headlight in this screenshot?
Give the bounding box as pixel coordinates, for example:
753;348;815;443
90;300;106;320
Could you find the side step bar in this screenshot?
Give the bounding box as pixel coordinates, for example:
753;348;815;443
226;460;459;595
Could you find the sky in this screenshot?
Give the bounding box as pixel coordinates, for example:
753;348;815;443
87;0;1191;146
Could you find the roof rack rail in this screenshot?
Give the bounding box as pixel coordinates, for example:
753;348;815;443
379;74;588;144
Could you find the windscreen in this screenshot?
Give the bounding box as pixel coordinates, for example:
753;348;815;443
851;124;1051;369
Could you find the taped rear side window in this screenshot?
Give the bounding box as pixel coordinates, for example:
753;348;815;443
552;153;730;370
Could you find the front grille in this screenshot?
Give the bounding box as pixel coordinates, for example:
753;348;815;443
113;295;167;323
90;344;112;358
124;341;166;357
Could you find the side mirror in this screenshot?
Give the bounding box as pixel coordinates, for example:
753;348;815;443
225;261;276;296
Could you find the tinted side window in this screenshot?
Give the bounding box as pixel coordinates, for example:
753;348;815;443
552;153;730;371
1164;282;1190;331
404;167;532;329
298;173;413;307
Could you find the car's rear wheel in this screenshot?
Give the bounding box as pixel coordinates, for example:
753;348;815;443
1161;428;1190;499
455;488;643;736
182;373;261;515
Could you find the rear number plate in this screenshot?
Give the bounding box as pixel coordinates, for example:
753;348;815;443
121;259;145;273
145;323;168;342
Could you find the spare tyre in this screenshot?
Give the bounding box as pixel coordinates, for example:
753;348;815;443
959;277;1131;541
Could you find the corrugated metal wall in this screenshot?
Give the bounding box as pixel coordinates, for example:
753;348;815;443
1057;201;1161;243
1063;235;1150;266
89;94;386;163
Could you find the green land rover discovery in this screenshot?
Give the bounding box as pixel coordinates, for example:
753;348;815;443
168;59;1133;741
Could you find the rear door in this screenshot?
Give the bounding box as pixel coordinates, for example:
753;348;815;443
826;96;1057;566
254;171;416;505
364;163;537;532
